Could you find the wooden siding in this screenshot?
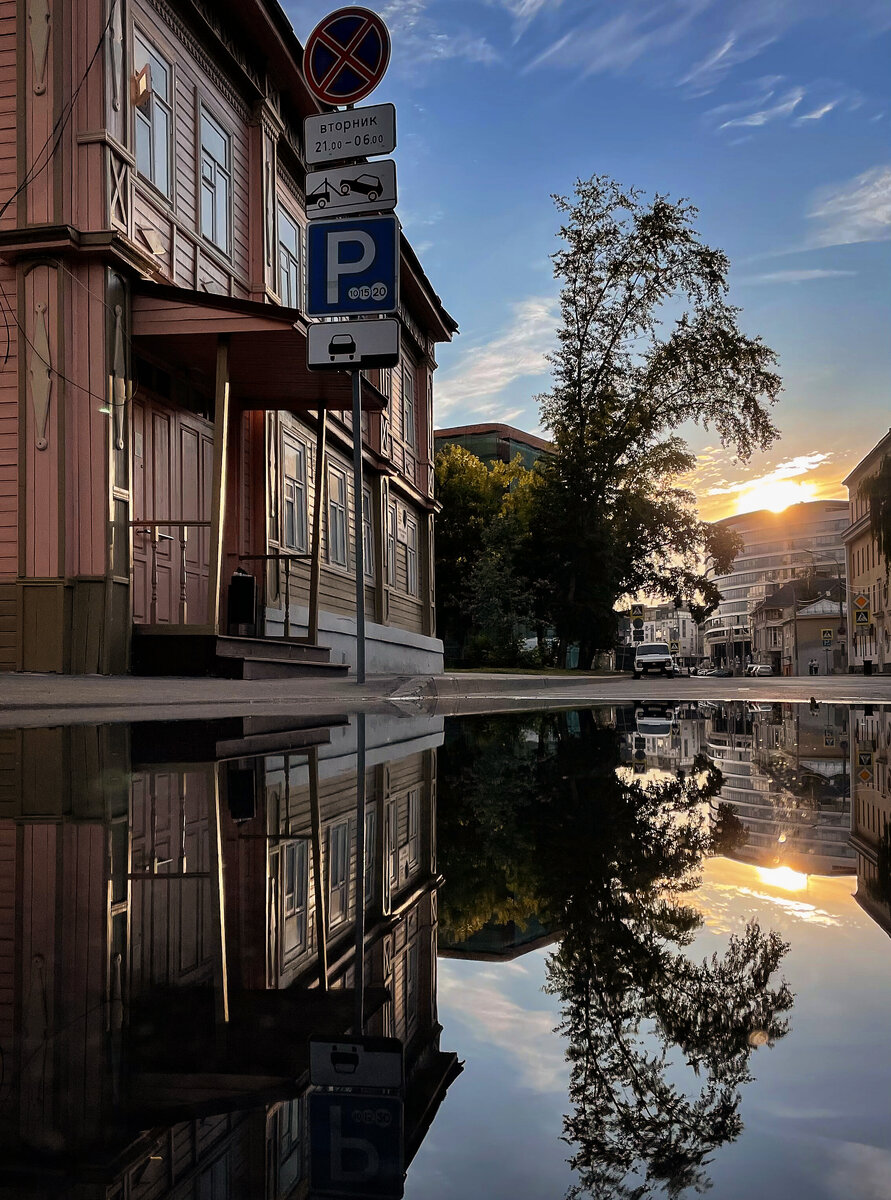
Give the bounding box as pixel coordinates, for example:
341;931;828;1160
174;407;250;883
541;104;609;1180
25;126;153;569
0;1;15;232
0;261;17;581
130;0;255;294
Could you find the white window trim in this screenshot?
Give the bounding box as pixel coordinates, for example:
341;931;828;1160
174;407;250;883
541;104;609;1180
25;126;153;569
278;206;301;309
199;106;233;255
133;29;173;201
327;464;349;569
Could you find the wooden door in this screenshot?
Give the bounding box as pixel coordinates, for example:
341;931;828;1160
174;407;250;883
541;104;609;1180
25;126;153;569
132;398;213;624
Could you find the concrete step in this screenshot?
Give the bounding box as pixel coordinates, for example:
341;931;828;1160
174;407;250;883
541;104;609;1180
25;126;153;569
215;635;332;665
224;656;350;681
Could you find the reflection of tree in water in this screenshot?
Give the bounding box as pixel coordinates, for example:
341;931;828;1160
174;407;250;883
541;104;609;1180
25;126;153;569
439;710;793;1199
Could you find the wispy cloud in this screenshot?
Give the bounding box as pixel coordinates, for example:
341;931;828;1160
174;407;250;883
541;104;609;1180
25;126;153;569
704;451;834;498
796;99;839;122
435;296;556;416
719;85;804;128
682;450;848;519
679;28;778;95
438;973;566;1092
737;268;856;284
379;0;499;68
807;164;891;247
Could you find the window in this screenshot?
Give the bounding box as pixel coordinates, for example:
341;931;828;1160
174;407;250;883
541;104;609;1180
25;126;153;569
379;368;392;399
405;515;419;596
200;108;231;253
407;788;419;871
279;209;301;308
387;499;397;587
364;809;376;910
363;485;374;580
134;32;172;197
282;841;308;956
402;364;416;449
282;437;307;552
327;821;350;926
327;466;348;567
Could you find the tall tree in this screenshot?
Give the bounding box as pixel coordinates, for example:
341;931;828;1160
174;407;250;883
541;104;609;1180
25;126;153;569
534;175;782;660
860;454;891;576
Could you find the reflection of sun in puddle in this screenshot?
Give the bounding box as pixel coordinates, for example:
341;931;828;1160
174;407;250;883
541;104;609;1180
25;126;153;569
756;866;809;892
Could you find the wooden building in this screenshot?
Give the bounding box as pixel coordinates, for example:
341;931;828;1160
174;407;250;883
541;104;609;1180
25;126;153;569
849;703;891;938
0;0;456;676
0;713;460;1195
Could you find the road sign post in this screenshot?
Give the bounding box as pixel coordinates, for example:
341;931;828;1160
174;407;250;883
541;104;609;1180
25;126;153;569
304;8;398;689
309;1092;404;1198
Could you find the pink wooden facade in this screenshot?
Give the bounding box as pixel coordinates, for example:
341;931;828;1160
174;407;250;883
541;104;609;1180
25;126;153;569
0;0;455;673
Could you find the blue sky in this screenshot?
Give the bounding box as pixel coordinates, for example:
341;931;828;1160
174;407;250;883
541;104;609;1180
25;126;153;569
285;1;891;519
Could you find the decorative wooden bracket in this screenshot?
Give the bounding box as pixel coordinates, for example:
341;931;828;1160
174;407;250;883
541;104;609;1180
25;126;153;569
109;0;123;112
111;303;127;450
28;0;51;96
29;302;52;451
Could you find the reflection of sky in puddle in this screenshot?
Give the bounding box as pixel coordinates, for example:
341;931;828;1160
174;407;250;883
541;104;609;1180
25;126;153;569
408;855;891;1200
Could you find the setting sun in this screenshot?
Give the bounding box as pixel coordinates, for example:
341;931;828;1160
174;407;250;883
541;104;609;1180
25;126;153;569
736;478;818;515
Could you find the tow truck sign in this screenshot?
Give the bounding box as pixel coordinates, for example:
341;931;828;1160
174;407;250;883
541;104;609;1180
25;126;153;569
307;159;397;219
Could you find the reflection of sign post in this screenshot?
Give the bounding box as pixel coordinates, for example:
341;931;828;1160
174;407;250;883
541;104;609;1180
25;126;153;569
310;1093;404;1198
824;728;835;747
858;750;874;785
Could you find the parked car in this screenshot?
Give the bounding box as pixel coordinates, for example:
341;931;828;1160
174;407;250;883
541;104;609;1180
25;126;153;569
750;663;773;676
633;642;674;679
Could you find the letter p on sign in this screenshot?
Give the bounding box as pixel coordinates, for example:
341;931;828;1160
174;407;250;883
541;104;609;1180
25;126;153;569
327;230;376;303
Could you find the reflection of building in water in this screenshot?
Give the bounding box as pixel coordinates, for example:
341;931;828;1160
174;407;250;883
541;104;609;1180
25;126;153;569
849;705;891;936
0;715;459;1197
439;916;555;961
706;702;853;875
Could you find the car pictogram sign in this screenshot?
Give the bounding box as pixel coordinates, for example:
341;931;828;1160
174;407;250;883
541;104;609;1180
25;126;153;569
304;7;391;106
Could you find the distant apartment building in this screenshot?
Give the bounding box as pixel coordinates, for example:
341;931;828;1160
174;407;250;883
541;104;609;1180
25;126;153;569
707;701;853;876
704;501;849;667
843;429;891;674
433;422;553;470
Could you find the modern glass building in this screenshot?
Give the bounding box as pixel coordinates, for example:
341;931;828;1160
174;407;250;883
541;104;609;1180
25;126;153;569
704;501;849;665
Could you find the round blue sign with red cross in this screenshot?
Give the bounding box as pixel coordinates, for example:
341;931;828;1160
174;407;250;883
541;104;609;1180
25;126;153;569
304;7;391;107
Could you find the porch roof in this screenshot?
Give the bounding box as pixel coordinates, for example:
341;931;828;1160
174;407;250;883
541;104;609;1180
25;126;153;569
131;282;386;411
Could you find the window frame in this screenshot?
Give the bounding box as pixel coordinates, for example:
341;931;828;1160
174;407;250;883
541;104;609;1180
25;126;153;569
199;105;233;256
278;206;302;309
405;514;419;597
133;29;173;201
401;363;416;449
327;820;350;927
386;498;397;587
282;840;309;958
363;484;375;581
327;464;349;569
281;433;308;553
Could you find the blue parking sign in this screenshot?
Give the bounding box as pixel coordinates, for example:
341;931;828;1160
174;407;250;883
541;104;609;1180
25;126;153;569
310;1092;404;1197
307;215;399;317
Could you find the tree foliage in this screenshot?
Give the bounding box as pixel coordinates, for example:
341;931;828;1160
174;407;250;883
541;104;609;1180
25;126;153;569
531;175;781;659
860;454;891;577
434;445;540;664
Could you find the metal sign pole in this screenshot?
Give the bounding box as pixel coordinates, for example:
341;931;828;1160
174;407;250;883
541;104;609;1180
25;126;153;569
353;711;367;1034
352;369;366;684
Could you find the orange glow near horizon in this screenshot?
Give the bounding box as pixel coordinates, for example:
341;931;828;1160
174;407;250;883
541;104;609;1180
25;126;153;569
734;478;819;515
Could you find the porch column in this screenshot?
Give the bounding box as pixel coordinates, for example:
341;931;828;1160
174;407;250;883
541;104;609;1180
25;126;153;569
206;337;230;631
308;408;327;644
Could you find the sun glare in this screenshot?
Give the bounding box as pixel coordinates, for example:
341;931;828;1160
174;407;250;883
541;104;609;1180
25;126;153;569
736;478;818;515
756;866;809;892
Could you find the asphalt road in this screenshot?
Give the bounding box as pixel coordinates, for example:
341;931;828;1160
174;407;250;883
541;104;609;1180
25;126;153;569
0;669;887;728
